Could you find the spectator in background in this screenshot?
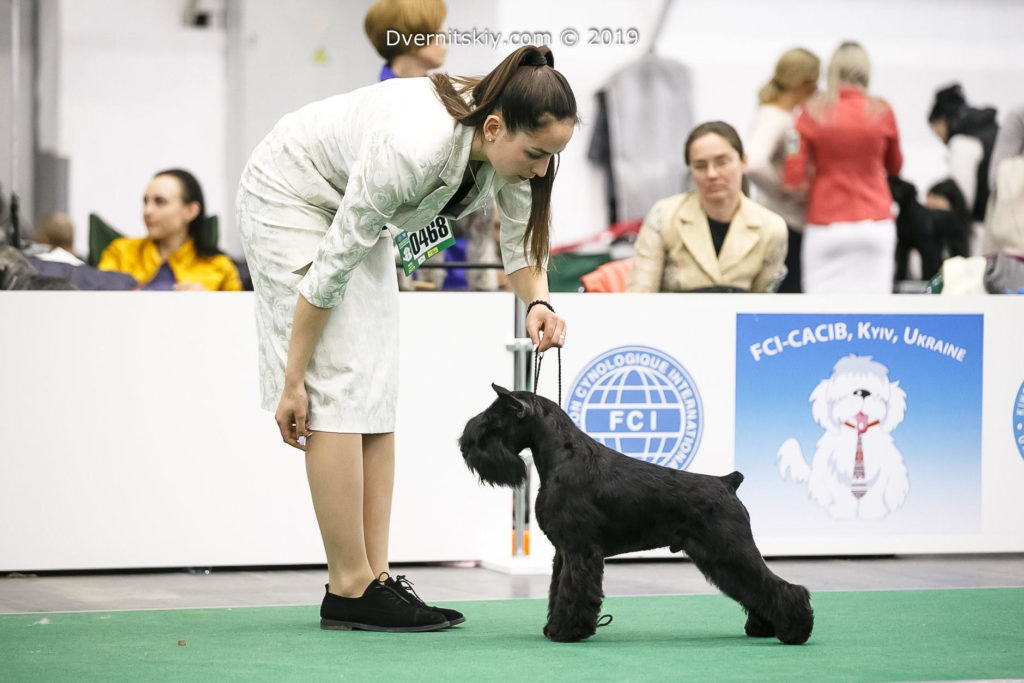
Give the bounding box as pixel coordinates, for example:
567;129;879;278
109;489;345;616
928;104;1024;294
98;169;241;291
747;47;820;292
364;0;447;81
450;200;507;291
32;211;84;265
627;121;788;293
982;104;1024;259
928;83;999;239
987;103;1024;198
784;41;902;294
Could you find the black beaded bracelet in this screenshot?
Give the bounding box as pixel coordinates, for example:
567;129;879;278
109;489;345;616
526;299;555;316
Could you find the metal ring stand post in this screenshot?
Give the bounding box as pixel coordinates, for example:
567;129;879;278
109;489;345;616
507;297;533;558
485;296;551;574
408;263;549;572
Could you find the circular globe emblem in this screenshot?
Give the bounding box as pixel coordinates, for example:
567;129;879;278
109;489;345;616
565;345;703;470
1015;380;1024;461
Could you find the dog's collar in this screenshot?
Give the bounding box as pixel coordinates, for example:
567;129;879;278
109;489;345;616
843;419;880;433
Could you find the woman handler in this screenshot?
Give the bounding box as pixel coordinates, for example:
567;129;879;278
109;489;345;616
236;45;576;632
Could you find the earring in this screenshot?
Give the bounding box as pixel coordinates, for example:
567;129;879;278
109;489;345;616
487;137;494;142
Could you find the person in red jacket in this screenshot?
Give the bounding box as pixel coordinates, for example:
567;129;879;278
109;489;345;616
784;41;903;294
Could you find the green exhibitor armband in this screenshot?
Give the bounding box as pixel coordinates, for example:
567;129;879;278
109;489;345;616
394;216;455;276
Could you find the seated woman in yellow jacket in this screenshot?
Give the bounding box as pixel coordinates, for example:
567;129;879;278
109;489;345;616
626;121;788;293
99;169;241;291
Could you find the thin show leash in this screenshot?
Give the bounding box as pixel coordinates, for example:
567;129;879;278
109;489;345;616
526;299;562;406
533;346;562;407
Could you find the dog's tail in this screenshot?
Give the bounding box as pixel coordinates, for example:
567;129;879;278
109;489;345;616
720;471;744;492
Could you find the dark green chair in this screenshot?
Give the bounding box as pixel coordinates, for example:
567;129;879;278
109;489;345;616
548;252;612;292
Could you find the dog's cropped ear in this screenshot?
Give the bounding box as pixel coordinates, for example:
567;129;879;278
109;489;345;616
492;383;530;418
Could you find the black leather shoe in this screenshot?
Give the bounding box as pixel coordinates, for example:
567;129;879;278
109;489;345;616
386;574;466;627
319;575;449;632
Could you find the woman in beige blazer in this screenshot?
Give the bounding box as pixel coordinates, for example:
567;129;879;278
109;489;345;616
237;46;576;633
627;121;788;293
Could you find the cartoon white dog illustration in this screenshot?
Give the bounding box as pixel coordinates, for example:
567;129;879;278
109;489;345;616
777;355;909;520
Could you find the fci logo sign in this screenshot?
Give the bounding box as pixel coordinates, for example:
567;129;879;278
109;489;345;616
566;345;703;471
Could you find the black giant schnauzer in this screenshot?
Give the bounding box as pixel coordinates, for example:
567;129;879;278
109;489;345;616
459;384;814;644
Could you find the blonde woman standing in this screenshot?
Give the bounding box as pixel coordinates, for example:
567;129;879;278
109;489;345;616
784;42;902;294
747;48;820;292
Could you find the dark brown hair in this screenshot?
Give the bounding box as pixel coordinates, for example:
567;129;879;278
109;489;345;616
155;168;219;256
430;45;577;269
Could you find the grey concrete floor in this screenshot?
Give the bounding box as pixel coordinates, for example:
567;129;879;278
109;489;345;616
2;554;1022;614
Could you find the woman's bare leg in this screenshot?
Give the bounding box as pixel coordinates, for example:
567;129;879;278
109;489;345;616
305;432;375;597
362;432;396;577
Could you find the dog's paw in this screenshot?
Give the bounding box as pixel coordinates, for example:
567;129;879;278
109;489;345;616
744;612;775;638
776;620;813;645
774;586;814;645
543;621;594;643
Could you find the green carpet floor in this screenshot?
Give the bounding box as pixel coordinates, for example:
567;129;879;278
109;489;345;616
3;589;1023;682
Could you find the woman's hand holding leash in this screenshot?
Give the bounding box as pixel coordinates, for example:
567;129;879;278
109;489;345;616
526;299;566;353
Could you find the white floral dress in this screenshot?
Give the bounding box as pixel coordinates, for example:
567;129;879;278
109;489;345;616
236;77;533;432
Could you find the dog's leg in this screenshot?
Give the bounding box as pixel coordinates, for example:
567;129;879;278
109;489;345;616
544;549;563;635
682;525;813;645
543;547;604;643
919;217;942;280
895;241;910;282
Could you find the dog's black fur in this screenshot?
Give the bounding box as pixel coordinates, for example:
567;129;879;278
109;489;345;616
459;384;814;644
888;175;970;281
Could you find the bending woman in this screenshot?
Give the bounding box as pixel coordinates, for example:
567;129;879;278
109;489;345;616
236;45;576;633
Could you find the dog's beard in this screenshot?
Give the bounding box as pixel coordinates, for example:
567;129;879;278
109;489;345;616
462;441;528;487
459;417;529;488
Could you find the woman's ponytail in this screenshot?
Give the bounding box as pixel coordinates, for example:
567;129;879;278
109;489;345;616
430;45;577;269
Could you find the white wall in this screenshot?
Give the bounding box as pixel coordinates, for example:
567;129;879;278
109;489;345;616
0;0;36;227
46;0;1024;256
0;292;514;571
55;0;227;254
